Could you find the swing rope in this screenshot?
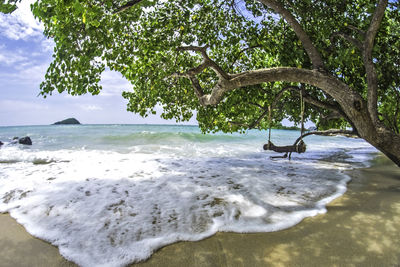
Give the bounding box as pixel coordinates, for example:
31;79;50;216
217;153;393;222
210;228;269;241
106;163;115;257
298;89;305;152
292;89;306;156
300;89;305;138
267;105;272;149
265;88;307;158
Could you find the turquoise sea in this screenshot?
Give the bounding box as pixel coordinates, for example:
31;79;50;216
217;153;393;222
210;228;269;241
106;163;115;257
0;124;377;266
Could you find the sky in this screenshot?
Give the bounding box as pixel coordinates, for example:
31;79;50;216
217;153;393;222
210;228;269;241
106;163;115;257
0;1;198;126
0;1;302;128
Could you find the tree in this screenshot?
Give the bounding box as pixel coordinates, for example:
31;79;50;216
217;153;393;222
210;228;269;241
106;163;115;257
1;0;400;166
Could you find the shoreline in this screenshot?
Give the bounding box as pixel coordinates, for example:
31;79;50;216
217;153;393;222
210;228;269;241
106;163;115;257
1;156;400;266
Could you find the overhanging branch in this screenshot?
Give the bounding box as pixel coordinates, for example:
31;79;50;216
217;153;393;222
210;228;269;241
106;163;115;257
275;86;343;113
113;0;143;14
193;67;361;110
292;129;359;147
171;61;209;78
363;0;388;124
249;107;270;129
346;24;366;36
330;32;363;51
249;85;346;129
257;0;324;69
189;77;205;100
177;46;230;80
229;45;262;70
286;129;359;159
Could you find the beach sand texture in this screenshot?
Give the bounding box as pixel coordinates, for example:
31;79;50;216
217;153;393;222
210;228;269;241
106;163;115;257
1;157;399;267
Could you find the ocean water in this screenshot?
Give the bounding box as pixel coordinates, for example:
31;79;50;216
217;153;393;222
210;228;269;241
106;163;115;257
0;124;377;266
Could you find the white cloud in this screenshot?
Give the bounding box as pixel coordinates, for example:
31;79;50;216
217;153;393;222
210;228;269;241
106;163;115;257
0;61;49;85
0;0;43;41
0;99;49;111
40;38;55;52
19;62;49;82
0;0;54;53
100;70;131;97
0;47;28;65
79;104;103;111
0;1;52;87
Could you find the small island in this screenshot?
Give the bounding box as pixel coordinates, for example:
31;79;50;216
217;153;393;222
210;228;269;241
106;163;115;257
53;118;81;125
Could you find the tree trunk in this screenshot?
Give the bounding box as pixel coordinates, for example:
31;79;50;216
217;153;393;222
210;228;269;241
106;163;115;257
357;122;400;167
317;85;400;167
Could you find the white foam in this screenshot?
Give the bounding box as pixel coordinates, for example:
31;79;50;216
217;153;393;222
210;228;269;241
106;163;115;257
0;132;378;267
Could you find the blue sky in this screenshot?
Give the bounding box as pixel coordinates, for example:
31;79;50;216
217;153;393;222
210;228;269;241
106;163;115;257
0;1;198;126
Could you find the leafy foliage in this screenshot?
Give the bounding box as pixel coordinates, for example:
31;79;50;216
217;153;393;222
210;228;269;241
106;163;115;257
0;0;21;13
2;0;400;134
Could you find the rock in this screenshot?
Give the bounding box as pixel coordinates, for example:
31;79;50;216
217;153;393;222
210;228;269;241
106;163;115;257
2;137;32;146
18;137;32;145
53;118;81;125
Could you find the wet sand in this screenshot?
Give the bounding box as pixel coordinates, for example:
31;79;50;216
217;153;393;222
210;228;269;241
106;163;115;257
1;157;400;267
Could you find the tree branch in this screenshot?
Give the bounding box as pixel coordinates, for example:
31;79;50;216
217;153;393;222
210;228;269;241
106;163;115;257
319;111;343;121
249;85;346;129
201;66;381;145
113;0;143;14
277;85;343;114
287;129;359;159
270;86;293;110
229;45;262;70
247;86;287;129
330;32;363;51
363;0;388;124
292;129;359;146
171;61;209;78
395;90;400;133
379;90;400;134
177;46;230;80
257;0;324;69
189;77;205;100
246;102;265;110
177;45;209;53
249;107;270;129
198;67;360;114
173;58;375;139
346;24;366;36
379;112;399;134
228;121;250;128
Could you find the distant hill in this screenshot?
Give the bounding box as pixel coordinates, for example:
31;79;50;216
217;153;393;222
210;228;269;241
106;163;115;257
53;118;81;125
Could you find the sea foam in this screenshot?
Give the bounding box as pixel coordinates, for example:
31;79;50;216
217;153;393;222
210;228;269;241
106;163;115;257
0;126;377;266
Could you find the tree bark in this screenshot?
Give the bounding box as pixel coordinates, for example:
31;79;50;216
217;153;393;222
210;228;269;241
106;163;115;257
363;0;388;125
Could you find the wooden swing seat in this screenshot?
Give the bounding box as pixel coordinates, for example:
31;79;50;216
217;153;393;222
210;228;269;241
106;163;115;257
263;140;306;154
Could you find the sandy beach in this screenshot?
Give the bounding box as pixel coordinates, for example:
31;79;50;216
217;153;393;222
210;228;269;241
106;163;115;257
1;156;400;267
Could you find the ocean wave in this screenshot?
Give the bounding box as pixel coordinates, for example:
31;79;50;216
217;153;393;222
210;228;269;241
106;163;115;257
100;131;247;145
0;126;378;267
0;147;60;165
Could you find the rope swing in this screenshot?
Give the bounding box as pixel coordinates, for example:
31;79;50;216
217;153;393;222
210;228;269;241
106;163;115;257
263;89;307;158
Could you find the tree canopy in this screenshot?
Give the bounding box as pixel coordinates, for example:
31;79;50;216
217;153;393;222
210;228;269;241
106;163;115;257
1;0;400;165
